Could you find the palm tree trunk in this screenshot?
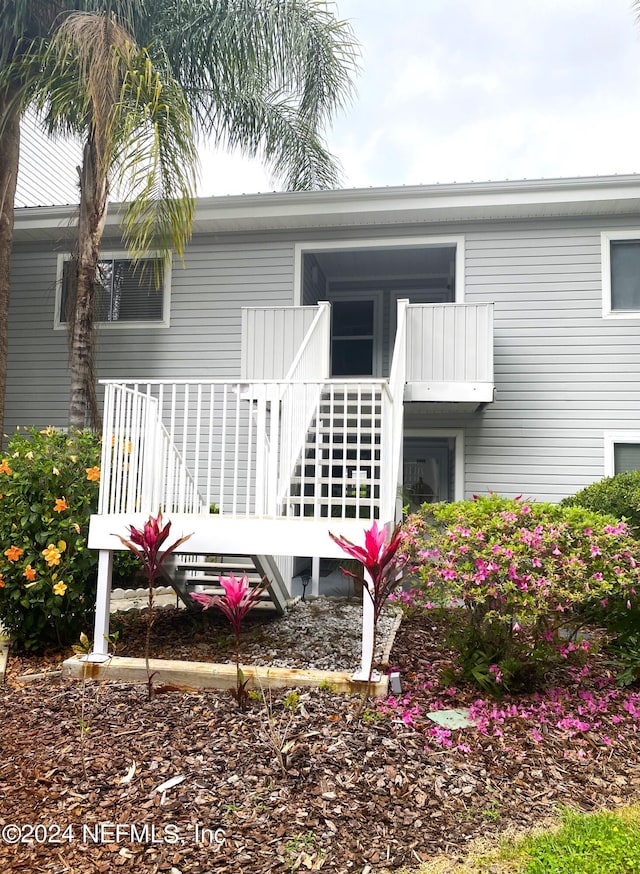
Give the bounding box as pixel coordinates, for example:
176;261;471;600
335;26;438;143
0;95;20;448
68;132;108;431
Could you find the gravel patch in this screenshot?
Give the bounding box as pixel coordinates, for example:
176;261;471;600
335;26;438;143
240;597;401;670
105;595;402;674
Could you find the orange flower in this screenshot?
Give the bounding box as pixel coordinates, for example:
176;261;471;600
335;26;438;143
42;544;61;567
23;565;36;582
0;459;11;475
53;497;68;513
4;546;24;563
86;467;100;482
0;574;4;588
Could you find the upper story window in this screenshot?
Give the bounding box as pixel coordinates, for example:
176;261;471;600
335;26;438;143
602;231;640;318
55;252;171;329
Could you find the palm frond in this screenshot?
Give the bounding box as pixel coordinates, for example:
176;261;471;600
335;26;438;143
147;0;359;190
113;49;197;260
22;9;197;258
210;88;342;190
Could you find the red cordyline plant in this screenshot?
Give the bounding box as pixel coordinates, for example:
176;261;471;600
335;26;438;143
191;573;271;710
330;520;410;686
118;512;191;697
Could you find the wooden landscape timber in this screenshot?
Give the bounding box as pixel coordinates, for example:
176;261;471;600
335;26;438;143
62;654;390;696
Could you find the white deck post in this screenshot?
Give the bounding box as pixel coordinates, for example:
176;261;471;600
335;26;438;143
352;568;379;682
311;555;320;597
86;550;113;663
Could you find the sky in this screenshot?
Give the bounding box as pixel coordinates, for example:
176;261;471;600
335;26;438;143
16;0;640;205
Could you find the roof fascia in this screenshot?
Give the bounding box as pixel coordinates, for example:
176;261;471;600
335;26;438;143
13;174;640;241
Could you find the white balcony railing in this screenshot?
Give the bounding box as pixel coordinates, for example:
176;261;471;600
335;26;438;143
404;302;494;402
98;374;392;523
240;305;322;379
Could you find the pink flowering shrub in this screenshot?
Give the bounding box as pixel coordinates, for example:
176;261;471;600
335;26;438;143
402;494;640;693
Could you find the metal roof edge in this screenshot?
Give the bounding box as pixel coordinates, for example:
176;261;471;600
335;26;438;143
13;173;640;237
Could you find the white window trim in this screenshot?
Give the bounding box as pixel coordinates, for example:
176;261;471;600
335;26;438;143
601;230;640;320
54;251;172;330
404;427;465;501
604;430;640;476
293;235;465;306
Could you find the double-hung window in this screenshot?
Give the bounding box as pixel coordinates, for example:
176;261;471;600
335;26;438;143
602;231;640;318
55;252;171;328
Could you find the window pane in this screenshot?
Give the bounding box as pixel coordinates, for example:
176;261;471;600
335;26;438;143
332;339;373;376
108;260;163;321
59;257;163;323
611;241;640;310
403;436;456;507
332;300;374;337
614;443;640;474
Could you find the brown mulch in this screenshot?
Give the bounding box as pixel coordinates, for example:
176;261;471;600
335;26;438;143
2;612;640;873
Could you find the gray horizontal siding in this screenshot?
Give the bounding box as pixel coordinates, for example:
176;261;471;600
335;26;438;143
458;216;640;501
6;235;295;432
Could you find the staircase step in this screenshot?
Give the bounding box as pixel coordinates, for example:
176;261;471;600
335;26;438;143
180;580;274;600
161;553;288;615
174;558;255;573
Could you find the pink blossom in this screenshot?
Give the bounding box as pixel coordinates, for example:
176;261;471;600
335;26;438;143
489;664;503;684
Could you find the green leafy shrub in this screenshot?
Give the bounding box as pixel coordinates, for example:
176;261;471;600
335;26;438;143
561;470;640;537
0;427;130;651
402;494;640;694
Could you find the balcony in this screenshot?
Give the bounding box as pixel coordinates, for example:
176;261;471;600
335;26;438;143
404;302;494;404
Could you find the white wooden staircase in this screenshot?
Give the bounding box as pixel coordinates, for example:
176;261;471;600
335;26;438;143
165;553;289;614
284;384;383;521
86;297;493;674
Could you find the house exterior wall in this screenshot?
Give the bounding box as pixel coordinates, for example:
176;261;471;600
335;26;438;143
461;216;640;501
6;234;296;431
7;210;640;504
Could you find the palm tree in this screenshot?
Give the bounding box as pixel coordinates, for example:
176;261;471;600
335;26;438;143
2;0;358;429
24;10;198;427
0;0;164;436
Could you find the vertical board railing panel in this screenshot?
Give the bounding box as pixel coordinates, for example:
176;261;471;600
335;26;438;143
241;305;320;379
406;303;494;384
